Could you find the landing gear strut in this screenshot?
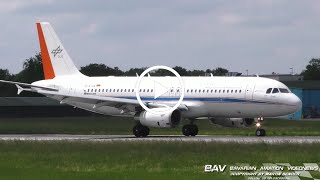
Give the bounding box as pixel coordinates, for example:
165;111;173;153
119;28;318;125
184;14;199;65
182;124;198;136
255;117;266;137
133;124;150;137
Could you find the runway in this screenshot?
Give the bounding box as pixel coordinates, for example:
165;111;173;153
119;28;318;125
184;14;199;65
0;134;319;144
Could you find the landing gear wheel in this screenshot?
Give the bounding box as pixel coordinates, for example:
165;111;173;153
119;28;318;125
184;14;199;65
133;124;150;137
190;125;198;136
255;129;266;137
182;124;198;136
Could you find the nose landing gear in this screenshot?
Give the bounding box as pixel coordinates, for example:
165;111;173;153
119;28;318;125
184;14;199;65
255;117;266;137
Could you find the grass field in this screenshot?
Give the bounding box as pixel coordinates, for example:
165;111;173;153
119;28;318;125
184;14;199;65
0;116;319;136
0;141;319;180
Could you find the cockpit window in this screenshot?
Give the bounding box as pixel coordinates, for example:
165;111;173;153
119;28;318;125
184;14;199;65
272;88;279;93
279;88;289;93
266;88;272;94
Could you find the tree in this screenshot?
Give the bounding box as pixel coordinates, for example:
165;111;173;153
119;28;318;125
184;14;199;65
301;58;320;80
0;69;11;80
124;68;146;76
80;64;125;76
0;69;17;97
173;66;189;76
214;67;228;76
14;53;44;83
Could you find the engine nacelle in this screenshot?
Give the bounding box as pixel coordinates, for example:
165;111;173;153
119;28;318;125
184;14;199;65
135;109;181;128
209;118;255;128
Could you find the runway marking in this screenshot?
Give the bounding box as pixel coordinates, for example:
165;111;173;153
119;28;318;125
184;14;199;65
0;135;319;144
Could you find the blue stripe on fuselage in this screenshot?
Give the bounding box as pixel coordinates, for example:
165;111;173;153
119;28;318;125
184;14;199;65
117;96;268;104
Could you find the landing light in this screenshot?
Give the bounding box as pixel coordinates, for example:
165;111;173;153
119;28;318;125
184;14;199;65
256;123;261;128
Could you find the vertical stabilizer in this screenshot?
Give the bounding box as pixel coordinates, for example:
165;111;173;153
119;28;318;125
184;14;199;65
36;22;84;79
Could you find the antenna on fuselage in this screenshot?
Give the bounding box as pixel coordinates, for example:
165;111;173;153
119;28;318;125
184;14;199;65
136;73;139;77
255;74;259;77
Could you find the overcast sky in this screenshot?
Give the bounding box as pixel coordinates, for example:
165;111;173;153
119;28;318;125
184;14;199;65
0;0;319;75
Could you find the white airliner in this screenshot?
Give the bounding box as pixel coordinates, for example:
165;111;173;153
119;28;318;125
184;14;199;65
0;22;302;137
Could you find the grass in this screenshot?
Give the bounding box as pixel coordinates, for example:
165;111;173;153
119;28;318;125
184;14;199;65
0;116;319;136
0;141;319;180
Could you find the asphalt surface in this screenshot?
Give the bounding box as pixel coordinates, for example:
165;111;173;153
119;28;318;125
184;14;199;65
0;134;319;144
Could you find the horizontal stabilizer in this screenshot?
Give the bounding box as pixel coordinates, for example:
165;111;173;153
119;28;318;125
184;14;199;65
0;80;58;92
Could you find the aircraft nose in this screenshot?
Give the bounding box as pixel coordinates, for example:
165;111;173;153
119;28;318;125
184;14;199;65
291;94;302;112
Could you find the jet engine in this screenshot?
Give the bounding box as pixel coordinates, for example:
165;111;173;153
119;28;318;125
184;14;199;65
209;118;255;128
135;108;181;128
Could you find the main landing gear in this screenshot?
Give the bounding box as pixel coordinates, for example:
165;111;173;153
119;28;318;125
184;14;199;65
133;124;150;137
182;124;198;136
255;117;266;137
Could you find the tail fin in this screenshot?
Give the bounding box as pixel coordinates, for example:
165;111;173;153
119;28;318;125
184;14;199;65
36;21;84;79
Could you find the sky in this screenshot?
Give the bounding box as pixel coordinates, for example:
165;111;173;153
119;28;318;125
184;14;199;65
0;0;319;75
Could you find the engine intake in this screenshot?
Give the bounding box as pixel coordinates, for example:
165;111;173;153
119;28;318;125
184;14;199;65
135;109;181;128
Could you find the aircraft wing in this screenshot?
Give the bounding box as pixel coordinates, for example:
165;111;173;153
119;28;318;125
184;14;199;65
0;80;188;112
38;89;141;106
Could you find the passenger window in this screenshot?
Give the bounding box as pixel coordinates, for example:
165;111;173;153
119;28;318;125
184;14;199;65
191;90;193;93
266;88;272;94
272;88;279;93
227;90;229;93
235;90;237;93
239;90;241;93
279;88;289;93
223;90;225;93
